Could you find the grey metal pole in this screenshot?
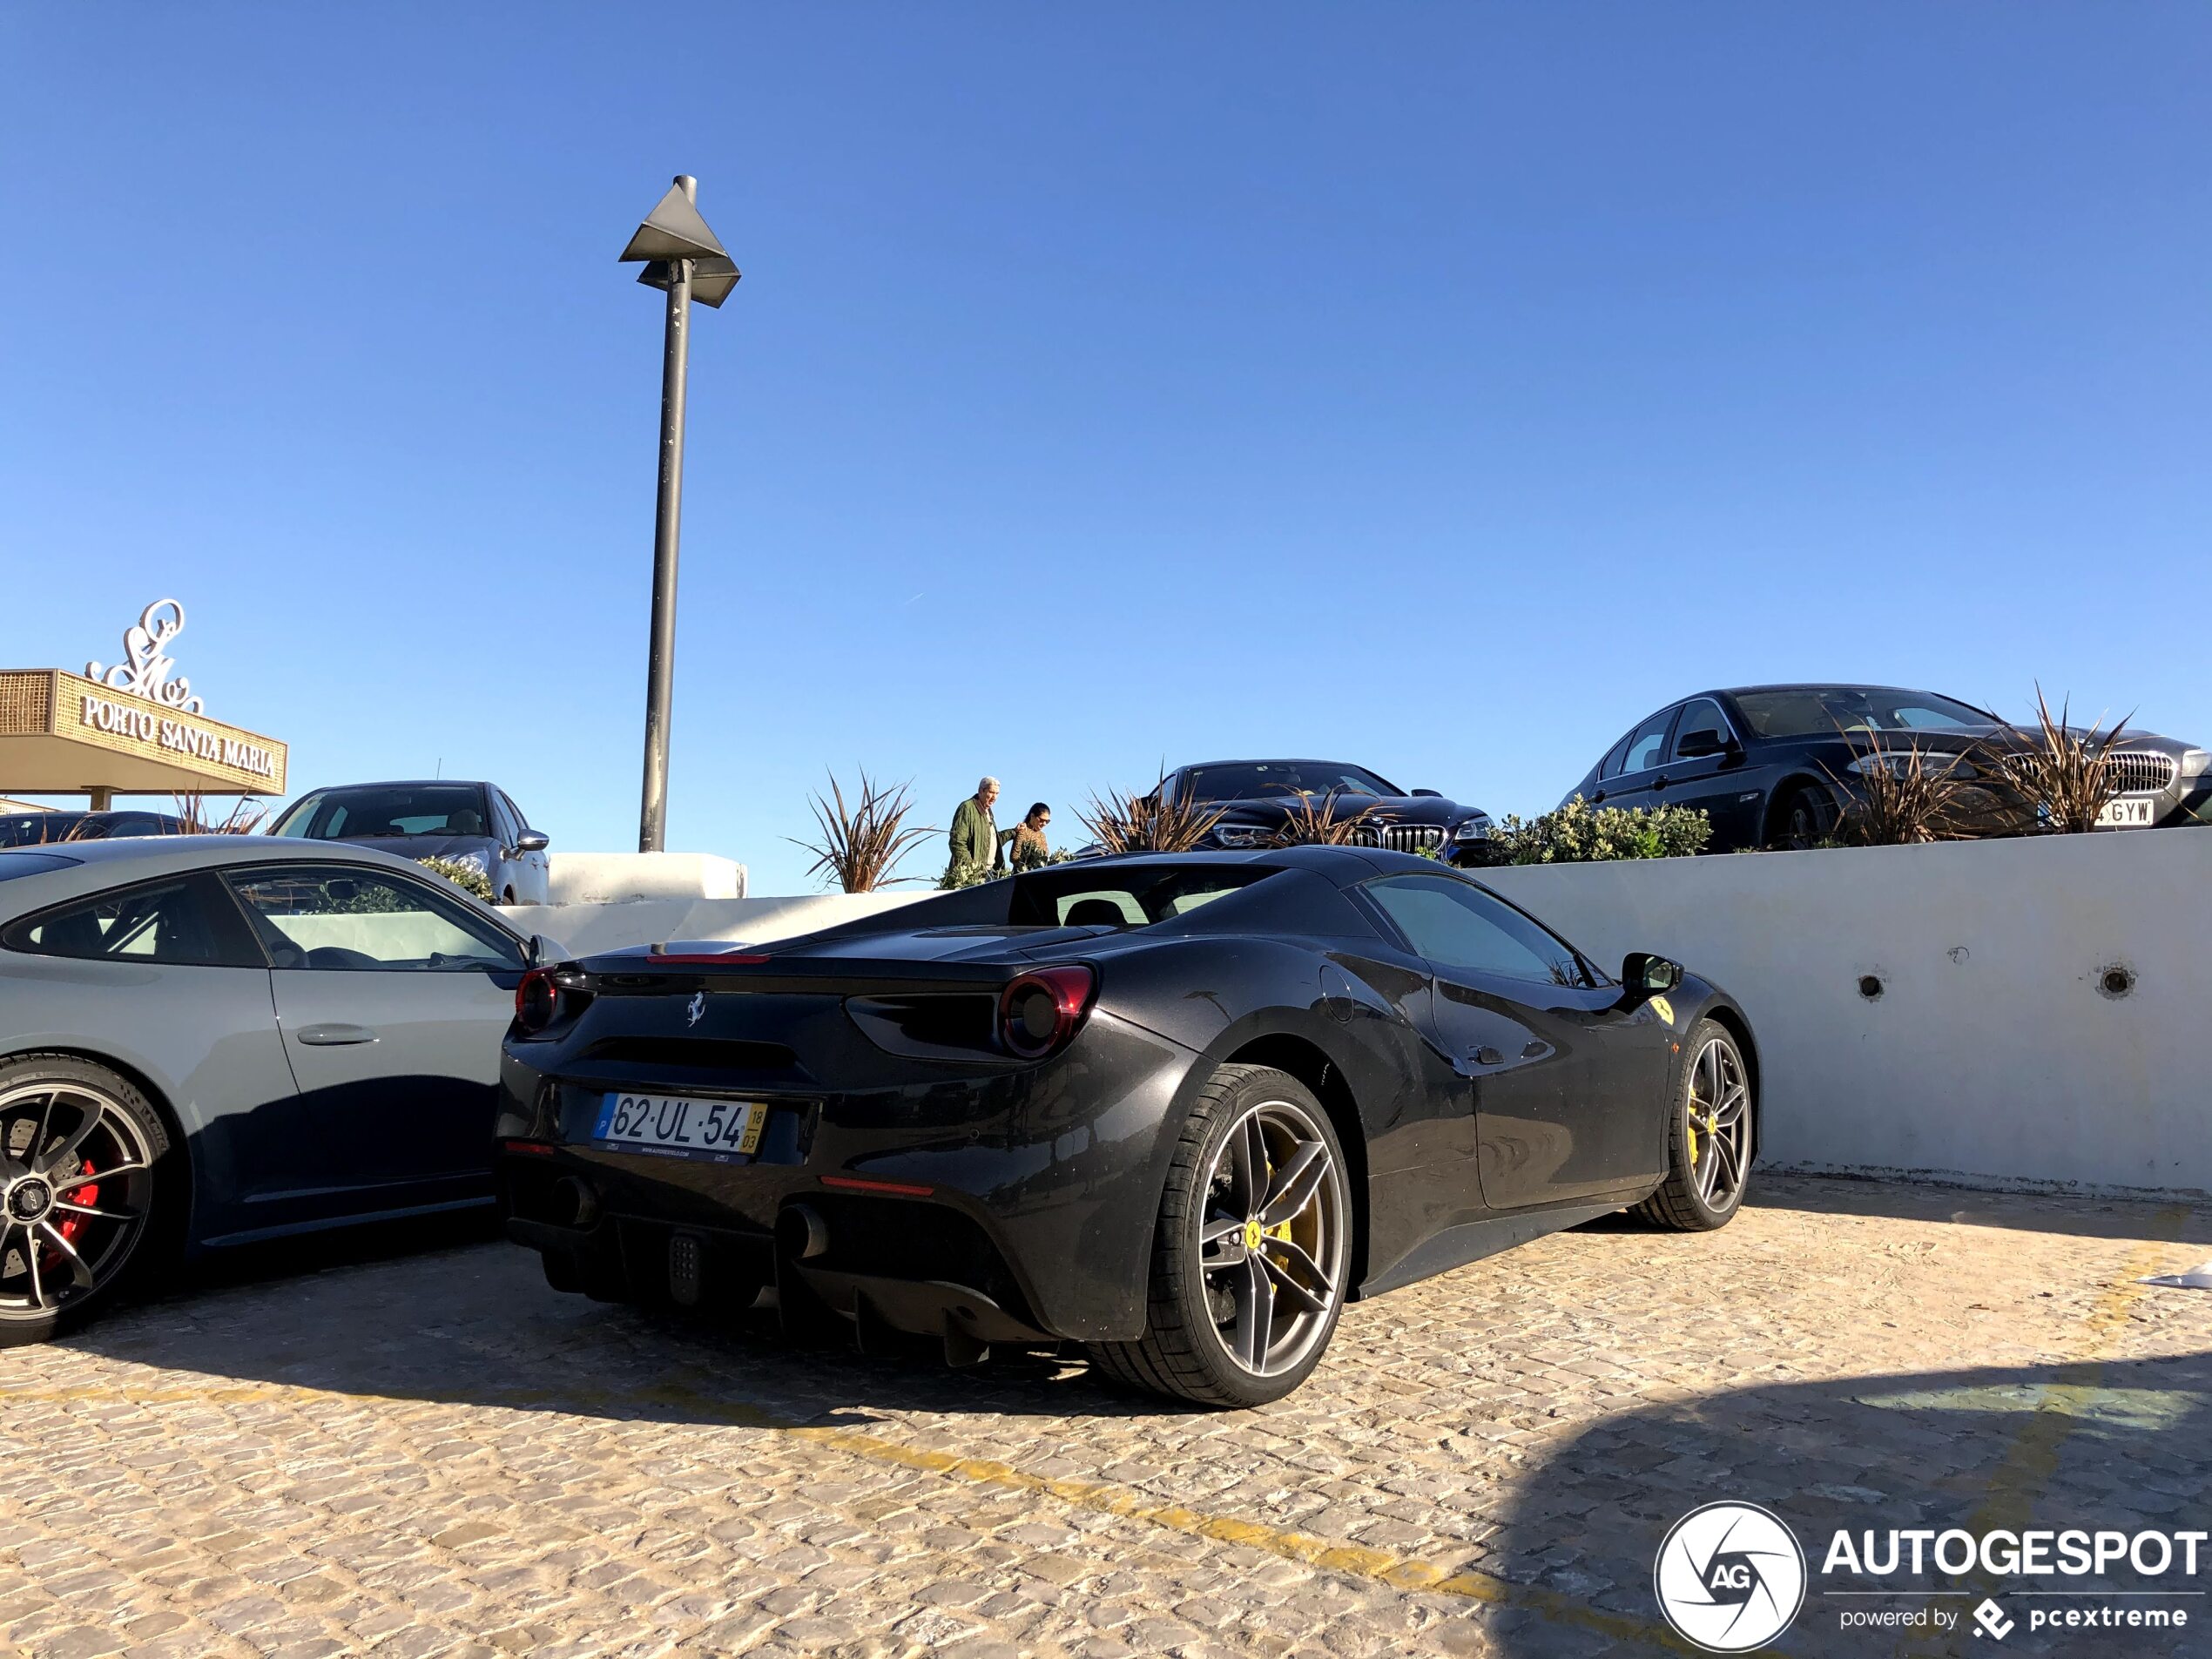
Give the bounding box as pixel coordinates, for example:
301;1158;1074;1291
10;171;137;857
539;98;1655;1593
637;174;697;853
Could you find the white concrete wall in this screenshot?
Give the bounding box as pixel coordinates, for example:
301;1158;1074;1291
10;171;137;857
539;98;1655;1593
514;833;2209;1199
544;852;747;905
505;890;923;959
1482;831;2210;1198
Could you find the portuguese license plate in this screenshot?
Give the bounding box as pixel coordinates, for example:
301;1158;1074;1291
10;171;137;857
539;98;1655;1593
2096;797;2156;828
592;1092;766;1162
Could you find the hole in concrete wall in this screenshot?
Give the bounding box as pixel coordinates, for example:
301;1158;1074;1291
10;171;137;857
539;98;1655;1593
1858;974;1884;1001
2098;964;2135;1000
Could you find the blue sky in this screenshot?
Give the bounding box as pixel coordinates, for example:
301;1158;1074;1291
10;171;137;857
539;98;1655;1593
3;5;2206;890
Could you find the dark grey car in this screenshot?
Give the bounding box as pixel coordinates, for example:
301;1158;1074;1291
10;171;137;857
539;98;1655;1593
0;837;552;1344
268;780;552;905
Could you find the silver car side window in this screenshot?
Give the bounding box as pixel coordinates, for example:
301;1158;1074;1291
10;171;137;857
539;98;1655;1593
227;867;524;973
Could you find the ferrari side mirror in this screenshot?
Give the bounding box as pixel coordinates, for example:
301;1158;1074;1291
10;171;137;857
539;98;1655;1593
1620;951;1683;1004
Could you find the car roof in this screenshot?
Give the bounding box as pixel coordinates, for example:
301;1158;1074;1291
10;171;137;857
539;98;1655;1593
291;779;492;792
0;835;523;926
0;834;432;870
1713;683;1946;698
1175;759;1381;772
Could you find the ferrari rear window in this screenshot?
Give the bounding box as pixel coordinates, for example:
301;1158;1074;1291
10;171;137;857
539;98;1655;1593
1010;864;1278;928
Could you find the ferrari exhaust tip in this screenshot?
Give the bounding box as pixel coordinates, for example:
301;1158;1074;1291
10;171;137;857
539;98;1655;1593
778;1204;829;1261
550;1176;599;1229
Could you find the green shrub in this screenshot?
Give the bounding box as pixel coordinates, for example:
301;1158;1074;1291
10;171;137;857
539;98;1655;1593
937;857;1003;891
1486;796;1712;864
417;855;497;903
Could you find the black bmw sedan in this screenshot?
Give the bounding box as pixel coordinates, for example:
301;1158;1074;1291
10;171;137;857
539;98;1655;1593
496;846;1755;1407
1162;759;1496;864
1565;685;2212;851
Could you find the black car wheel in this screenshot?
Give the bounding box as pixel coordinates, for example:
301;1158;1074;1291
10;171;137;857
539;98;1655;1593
1090;1063;1351;1408
1768;783;1838;850
0;1055;171;1345
1635;1021;1751;1231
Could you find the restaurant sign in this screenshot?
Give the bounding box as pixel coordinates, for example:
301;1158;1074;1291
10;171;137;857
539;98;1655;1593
85;598;206;714
76;692;279;779
0;599;287;795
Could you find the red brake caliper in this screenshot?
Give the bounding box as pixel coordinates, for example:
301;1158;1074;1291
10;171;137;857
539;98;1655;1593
56;1158;94;1244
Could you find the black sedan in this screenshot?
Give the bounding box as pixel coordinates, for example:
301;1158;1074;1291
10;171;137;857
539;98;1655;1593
1160;759;1496;864
1565;685;2212;852
0;809;192;847
496;846;1755;1406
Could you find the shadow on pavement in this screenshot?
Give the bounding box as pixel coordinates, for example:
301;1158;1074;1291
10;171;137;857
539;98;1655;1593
75;1229;1183;1424
1741;1171;2211;1249
1481;1350;2212;1658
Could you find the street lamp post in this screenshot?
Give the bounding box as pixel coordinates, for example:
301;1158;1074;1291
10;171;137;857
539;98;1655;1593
618;176;740;853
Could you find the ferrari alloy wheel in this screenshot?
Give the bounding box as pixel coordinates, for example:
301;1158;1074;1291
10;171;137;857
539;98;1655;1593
0;1056;169;1344
1089;1063;1352;1407
1636;1020;1751;1231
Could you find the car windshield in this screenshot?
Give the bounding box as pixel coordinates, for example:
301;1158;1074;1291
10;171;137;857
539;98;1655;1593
1180;763;1398;802
1008;864;1278;928
273;785;490;840
1731;688;1994;739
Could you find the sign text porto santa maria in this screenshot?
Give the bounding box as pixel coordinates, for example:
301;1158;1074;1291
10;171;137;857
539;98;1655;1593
76;693;279;780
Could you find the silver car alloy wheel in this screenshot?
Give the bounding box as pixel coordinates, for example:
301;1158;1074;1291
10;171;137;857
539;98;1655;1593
1197;1097;1347;1378
0;1082;156;1320
1685;1035;1750;1211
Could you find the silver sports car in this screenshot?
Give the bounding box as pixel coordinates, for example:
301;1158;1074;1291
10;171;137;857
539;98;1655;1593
0;836;550;1344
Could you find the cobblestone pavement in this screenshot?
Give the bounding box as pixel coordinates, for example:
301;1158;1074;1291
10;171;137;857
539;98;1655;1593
1;1176;2207;1659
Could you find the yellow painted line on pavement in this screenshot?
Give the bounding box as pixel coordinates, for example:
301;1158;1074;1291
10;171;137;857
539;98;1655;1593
0;1372;1690;1652
1970;1206;2194;1532
1900;1204;2196;1659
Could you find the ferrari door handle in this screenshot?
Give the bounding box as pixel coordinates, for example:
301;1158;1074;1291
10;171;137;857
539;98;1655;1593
297;1023;378;1046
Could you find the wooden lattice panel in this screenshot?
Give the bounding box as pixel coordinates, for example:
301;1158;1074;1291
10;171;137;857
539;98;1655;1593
0;671;56;738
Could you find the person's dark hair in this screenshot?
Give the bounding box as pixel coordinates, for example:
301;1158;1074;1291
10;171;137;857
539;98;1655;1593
1026;802;1050;823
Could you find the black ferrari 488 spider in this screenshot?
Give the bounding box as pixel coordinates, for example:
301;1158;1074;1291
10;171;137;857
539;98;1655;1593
497;846;1756;1406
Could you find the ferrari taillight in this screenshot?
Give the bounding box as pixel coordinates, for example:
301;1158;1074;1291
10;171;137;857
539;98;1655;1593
998;965;1096;1059
515;968;561;1033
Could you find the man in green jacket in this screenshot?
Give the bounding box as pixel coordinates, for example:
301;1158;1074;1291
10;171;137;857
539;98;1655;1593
945;776;1006;885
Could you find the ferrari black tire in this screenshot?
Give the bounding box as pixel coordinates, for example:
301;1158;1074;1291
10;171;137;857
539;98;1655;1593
1635;1020;1752;1231
1089;1063;1351;1409
0;1054;176;1346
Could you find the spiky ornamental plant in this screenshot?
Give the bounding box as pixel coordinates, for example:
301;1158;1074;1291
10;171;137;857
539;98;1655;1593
1981;686;2136;835
170;792;268;834
1268;788;1379;847
1079;775;1227;855
792;770;937;894
1820;737;1972;846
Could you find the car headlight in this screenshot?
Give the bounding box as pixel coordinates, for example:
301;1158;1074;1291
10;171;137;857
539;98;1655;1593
1452;818;1492;841
1846;751;1969;777
2181;750;2209;778
447;849;492;877
1213;824;1273;848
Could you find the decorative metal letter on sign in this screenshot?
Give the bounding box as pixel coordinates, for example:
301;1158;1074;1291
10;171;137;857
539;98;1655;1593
85;599;206;714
